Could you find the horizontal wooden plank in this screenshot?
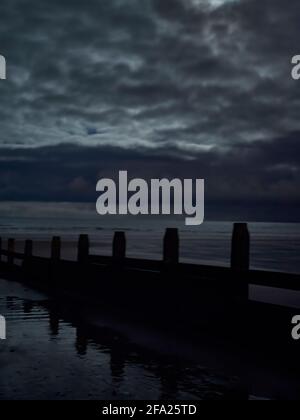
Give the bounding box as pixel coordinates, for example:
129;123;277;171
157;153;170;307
0;250;25;260
248;269;300;291
0;250;299;290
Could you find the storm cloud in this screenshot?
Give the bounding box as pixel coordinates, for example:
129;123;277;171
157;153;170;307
0;0;299;220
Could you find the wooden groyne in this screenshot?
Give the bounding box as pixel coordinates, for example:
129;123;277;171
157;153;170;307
1;222;299;394
0;223;299;292
0;223;299;351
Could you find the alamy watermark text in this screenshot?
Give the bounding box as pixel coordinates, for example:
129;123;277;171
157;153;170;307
0;54;6;80
96;171;205;226
292;315;300;340
0;315;6;340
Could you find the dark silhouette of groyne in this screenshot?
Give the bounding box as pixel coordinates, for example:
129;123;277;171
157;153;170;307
0;222;299;372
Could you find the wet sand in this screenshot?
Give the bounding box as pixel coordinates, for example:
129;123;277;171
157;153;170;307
1;278;300;400
0;278;241;400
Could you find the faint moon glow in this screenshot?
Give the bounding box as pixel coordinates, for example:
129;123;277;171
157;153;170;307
191;0;237;9
210;0;235;6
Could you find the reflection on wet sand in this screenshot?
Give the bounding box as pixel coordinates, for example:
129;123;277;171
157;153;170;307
0;280;240;400
49;307;60;338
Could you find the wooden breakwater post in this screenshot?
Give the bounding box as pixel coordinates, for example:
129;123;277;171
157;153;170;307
49;236;61;285
231;223;250;271
113;232;126;266
77;234;90;264
51;236;61;261
24;239;33;259
7;238;15;266
231;223;250;300
230;223;250;383
22;239;33;280
163;228;179;265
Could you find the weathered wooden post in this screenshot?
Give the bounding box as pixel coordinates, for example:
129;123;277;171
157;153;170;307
231;223;250;271
51;236;61;261
163;228;179;264
24;240;33;259
112;232;126;264
77;234;89;264
23;240;33;281
231;223;249;352
7;238;15;265
49;237;61;285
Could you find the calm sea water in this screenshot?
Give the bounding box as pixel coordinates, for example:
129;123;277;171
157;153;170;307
0;215;299;274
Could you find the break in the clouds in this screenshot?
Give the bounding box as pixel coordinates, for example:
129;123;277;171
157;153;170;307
0;0;299;220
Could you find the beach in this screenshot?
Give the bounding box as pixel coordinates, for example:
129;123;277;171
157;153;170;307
0;279;242;400
1;278;300;400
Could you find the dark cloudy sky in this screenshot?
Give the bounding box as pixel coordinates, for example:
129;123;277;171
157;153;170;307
0;0;299;221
